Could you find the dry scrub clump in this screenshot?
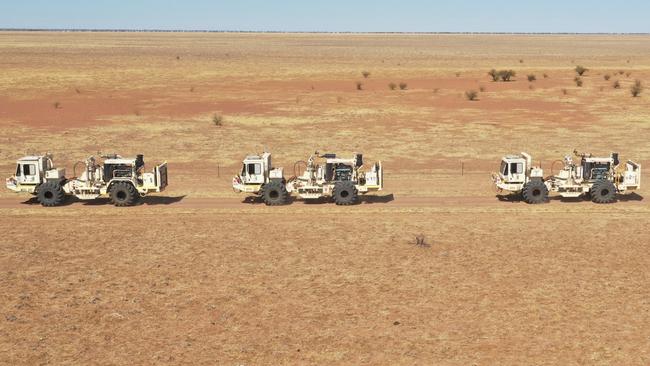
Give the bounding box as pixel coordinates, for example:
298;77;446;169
465;90;479;101
388;82;397;90
613;80;621;89
362;71;371;78
399;82;408;90
488;69;516;82
631;80;643;97
574;77;583;87
527;74;536;82
212;113;224;126
575;65;588;76
603;74;611;81
356;81;363;91
414;234;430;247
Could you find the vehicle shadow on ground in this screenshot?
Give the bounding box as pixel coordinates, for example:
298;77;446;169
20;197;76;206
20;196;187;206
495;194;523;203
361;193;395;204
140;195;186;205
241;194;394;205
618;192;644;202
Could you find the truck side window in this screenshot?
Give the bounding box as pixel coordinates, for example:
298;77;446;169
502;162;508;175
22;164;36;176
16;165;21;176
511;162;524;174
247;163;261;175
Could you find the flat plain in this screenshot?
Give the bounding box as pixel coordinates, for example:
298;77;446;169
1;32;649;365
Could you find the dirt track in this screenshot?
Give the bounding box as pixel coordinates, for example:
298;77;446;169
0;194;646;210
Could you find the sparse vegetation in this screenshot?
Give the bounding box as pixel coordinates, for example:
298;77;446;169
190;86;195;92
356;81;363;91
603;74;611;81
488;69;499;82
414;234;429;247
543;73;549;79
399;82;408;90
75;88;81;94
631;80;643;97
362;71;371;78
488;69;516;82
498;70;516;81
388;82;397;90
575;65;588;76
455;72;461;77
562;88;568;95
212;113;223;126
433;88;439;94
574;77;583;87
519;59;524;63
626;72;631;78
619;70;625;75
527;74;536;82
479;86;486;92
613;80;621;89
53;101;61;109
465;90;479;101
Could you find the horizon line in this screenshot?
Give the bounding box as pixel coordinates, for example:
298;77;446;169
1;28;649;35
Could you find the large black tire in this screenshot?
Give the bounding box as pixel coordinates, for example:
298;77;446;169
109;182;139;207
590;180;616;204
261;181;288;206
37;181;66;207
522;179;548;204
333;181;358;206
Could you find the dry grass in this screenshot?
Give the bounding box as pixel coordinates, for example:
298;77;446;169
1;32;650;364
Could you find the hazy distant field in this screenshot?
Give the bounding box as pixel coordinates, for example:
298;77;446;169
1;32;649;365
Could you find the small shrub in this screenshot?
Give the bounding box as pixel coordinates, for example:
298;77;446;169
356;81;363;91
574;77;583;87
603;74;611;81
562;88;568;95
399;82;408;90
455;72;461;77
362;71;371;78
134;109;141;116
388;82;397;90
433;88;439;93
543;73;549;79
527;74;536;82
190;86;195;92
414;234;429;247
519;59;524;63
176;55;180;60
336;96;343;103
498;70;516;82
631;80;643;97
53;102;61;109
626;72;631;78
75;88;81;94
575;65;588;76
528;84;534;90
619;70;625;75
465;90;479;101
613;80;621;89
488;69;499;82
479;86;486;92
212;113;223;126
